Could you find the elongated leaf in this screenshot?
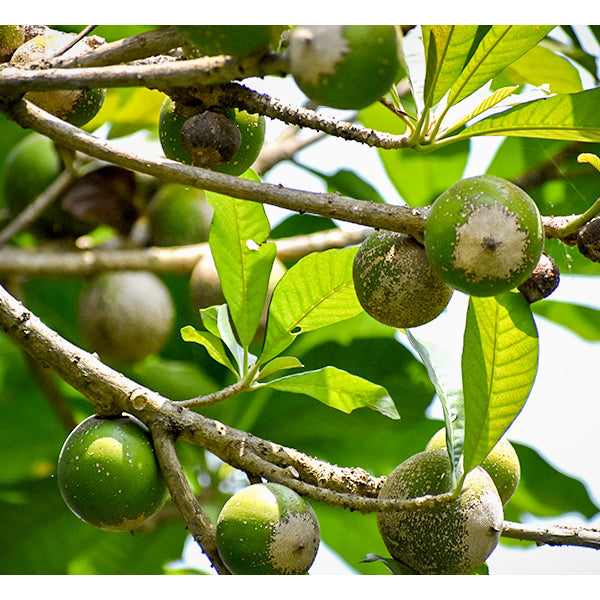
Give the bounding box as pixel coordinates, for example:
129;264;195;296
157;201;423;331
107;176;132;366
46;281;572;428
207;176;276;349
263;366;399;419
423;25;480;107
180;325;236;374
458;86;600;142
503;45;583;94
447;25;555;107
532;299;600;341
260;247;363;363
405;331;464;483
258;356;304;380
462;291;539;474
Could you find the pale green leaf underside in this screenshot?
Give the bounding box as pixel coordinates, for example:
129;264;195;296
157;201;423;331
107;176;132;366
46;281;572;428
447;25;554;107
263;366;399;419
462;292;539;474
458;86;600;142
406;330;464;481
260;247;363;363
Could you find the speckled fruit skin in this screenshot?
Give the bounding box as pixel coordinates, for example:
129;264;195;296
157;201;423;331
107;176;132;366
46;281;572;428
78;271;175;365
159;98;265;176
57;414;169;531
426;428;521;505
176;25;287;56
424;175;544;297
216;482;320;575
10;31;105;126
289;25;400;110
377;450;503;574
353;231;453;328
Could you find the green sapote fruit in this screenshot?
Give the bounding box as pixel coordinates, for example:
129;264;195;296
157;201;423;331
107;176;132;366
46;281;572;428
352;230;453;328
216;482;320;575
424;175;544;297
10;30;105;126
176;25;287;57
426;428;521;505
377;450;503;574
146;183;213;247
57;413;169;531
159;97;265;176
78;270;175;365
0;25;25;62
288;25;400;110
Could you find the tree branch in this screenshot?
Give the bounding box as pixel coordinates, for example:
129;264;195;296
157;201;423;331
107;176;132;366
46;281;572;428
502;520;600;550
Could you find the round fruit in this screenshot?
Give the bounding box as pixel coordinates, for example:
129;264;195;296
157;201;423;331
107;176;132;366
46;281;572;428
177;25;287;56
10;30;105;126
377;450;503;574
216;482;320;575
288;25;400;110
146;183;212;247
352;231;453;328
424;175;544;297
426;428;521;505
57;413;169;531
159;98;265;176
78;270;175;364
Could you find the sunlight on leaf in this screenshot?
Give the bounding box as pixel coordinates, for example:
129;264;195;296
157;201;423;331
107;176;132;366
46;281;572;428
180;325;237;375
462;291;539;474
260;247;363;363
263;366;399;419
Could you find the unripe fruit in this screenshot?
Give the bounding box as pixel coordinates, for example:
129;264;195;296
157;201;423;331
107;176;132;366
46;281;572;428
10;30;105;126
425;428;521;505
147;183;212;247
57;414;169;531
424;175;544;297
289;25;400;110
352;231;453;328
78;270;175;364
377;450;503;574
176;25;287;57
216;482;320;575
0;25;25;62
159;98;265;176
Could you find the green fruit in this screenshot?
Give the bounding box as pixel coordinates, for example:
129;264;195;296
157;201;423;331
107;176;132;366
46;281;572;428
352;231;453;328
10;31;105;126
289;25;400;110
426;428;521;505
147;183;212;247
78;270;175;364
424;175;544;297
377;450;503;574
216;482;320;575
57;413;169;531
0;25;25;62
159;98;265;176
176;25;286;57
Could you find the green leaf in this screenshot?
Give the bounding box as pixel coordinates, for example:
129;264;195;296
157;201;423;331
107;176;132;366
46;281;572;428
457;86;600;142
502;45;583;95
423;25;480;108
376;140;470;206
199;305;222;338
446;25;555;107
207;177;277;349
361;553;418;574
532;299;600;341
262;366;399;419
257;356;304;380
405;331;464;482
461;291;539;474
180;325;237;375
260;247;363;363
216;304;251;374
